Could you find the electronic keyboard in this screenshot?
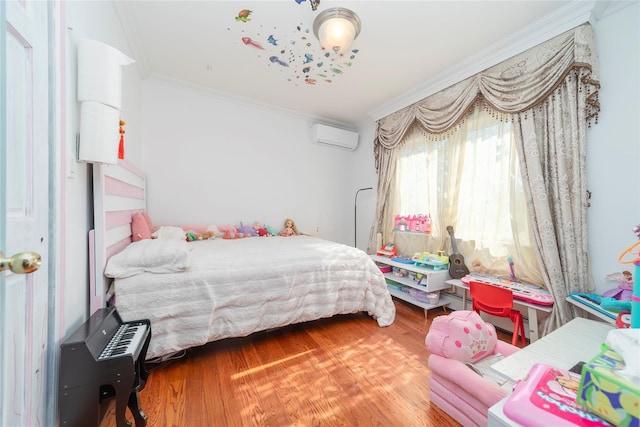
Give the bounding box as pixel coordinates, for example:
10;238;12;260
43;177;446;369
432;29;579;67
59;307;151;427
567;293;617;321
462;273;554;306
98;322;149;360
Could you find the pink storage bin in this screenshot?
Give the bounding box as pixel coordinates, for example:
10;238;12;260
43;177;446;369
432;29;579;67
378;265;392;273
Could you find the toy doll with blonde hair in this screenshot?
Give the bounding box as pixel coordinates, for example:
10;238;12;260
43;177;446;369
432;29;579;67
279;218;299;237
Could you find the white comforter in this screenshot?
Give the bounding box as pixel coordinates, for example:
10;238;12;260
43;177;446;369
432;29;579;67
114;236;395;359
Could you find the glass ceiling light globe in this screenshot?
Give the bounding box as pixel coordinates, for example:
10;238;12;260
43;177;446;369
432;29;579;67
313;7;361;55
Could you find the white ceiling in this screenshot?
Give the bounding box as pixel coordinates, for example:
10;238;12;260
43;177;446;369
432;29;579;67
114;1;599;127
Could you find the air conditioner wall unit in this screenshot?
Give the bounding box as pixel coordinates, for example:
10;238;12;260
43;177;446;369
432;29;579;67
311;124;359;150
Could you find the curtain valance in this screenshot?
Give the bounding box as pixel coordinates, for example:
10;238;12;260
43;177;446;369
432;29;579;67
374;23;600;170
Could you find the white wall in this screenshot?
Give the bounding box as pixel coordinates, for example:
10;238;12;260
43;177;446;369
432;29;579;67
62;1;142;331
352;122;378;250
587;1;639;292
141;78;358;244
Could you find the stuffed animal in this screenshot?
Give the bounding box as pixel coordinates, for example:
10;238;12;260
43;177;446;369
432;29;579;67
196;230;215;240
265;225;279;236
254;222;269;237
217;224;239;239
238;222;258;237
185;230;215;241
207;225;224;238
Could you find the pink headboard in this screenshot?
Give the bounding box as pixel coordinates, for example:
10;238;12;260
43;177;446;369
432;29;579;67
90;159;146;314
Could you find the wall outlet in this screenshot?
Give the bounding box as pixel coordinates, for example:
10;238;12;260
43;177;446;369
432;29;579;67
66;156;76;179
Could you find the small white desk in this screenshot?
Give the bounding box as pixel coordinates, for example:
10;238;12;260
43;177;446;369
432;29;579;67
490;317;613;382
446;279;553;342
487;317;614;426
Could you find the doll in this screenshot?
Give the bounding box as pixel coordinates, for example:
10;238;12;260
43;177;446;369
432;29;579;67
279;218;299;237
603;270;633;301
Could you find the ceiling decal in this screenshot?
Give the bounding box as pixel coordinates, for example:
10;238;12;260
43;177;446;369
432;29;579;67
241;37;264;50
235;9;252;22
295;0;321;12
230;4;359;86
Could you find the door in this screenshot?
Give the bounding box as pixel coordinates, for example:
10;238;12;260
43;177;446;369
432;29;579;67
1;1;52;425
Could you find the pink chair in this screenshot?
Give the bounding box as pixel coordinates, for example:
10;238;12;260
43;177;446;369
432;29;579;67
426;310;520;427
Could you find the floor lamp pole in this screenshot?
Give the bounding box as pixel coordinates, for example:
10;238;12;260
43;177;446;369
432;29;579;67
354;187;373;247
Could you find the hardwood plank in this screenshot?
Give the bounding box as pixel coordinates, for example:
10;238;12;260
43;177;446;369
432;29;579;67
241;337;297;427
99;300;518;426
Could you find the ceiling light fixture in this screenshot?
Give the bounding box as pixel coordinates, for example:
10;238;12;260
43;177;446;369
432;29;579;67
312;7;361;55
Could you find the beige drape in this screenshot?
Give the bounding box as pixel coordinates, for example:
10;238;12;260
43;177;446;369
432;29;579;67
369;24;600;333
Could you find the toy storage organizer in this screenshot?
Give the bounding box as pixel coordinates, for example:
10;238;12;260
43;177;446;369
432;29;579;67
371;255;452;313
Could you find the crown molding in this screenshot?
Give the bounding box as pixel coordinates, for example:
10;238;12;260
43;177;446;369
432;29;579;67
367;0;599;122
145;74;356;131
592;0;635;20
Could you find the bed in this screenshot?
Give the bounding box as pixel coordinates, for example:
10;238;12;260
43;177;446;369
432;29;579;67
90;160;396;360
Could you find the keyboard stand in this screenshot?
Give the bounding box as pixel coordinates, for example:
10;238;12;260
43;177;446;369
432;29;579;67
446;278;553;342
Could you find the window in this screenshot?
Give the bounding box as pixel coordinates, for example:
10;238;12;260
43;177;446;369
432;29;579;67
387;104;539;279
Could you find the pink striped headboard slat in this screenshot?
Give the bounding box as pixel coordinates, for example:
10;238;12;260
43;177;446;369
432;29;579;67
90;159;146;314
105;175;145;200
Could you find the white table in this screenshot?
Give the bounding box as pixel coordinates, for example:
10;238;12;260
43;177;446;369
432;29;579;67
487;317;614;426
490;317;613;382
488;398;518;427
446;279;553;342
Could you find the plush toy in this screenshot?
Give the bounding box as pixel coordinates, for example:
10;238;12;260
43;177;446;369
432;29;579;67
196;230;215;240
254;222;269;237
207;225;224;238
265;225;279;236
217;224;240;239
278;218;299;237
185;230;215;241
238;222;258;237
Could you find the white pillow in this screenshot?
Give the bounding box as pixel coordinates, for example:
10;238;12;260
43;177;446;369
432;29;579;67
105;239;191;279
152;225;186;240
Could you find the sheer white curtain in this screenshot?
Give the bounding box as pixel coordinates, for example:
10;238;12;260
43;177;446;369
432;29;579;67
385;104;541;283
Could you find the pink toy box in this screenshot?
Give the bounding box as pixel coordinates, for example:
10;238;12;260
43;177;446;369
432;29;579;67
504;363;614;426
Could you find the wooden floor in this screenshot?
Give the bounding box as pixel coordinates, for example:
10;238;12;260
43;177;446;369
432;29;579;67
100;300;517;427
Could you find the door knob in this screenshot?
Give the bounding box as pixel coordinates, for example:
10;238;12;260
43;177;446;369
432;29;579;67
0;251;42;274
